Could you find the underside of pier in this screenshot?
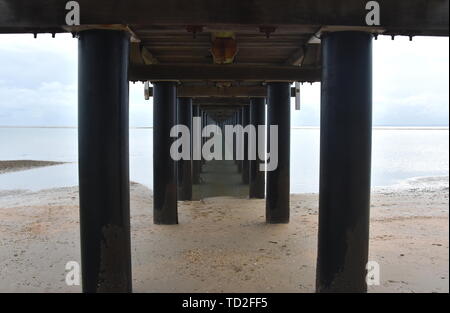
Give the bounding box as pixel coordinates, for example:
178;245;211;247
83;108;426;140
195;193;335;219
0;0;448;294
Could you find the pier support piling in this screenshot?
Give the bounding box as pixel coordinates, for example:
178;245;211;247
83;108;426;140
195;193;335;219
316;31;373;293
202;110;206;166
78;29;132;293
177;98;193;200
266;82;291;224
237;109;243;173
242;106;250;184
192;105;201;184
153;82;178;225
249;97;266;199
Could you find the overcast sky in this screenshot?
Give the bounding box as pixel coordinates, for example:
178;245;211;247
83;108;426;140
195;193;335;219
0;34;448;127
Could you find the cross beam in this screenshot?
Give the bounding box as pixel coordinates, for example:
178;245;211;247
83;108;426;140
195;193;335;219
130;64;321;82
195;98;250;107
143;86;301;98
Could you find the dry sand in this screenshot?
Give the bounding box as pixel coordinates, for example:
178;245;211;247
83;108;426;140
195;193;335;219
0;160;65;174
0;175;448;293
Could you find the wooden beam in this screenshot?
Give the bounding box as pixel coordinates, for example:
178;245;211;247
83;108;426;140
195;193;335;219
285;46;306;66
178;86;267;98
195;98;250;106
130;43;145;65
130;43;158;65
133;25;320;35
129;64;321;82
141;47;159;65
0;0;448;36
300;44;322;68
145;86;301;98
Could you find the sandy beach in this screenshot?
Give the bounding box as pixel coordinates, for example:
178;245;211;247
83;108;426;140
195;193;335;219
0;162;448;293
0;160;65;174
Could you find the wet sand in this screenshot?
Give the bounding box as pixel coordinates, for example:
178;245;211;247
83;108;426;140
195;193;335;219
0;175;447;293
0;160;65;174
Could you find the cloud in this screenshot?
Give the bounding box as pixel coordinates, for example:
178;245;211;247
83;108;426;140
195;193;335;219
372;36;449;126
0;34;78;126
292;36;449;127
129;82;153;127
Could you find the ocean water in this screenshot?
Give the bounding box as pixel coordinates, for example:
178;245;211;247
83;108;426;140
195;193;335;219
0;127;448;193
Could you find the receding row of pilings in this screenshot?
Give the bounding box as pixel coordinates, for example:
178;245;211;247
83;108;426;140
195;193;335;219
153;86;288;222
78;29;372;293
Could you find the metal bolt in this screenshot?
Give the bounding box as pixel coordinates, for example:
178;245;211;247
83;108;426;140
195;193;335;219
259;26;277;39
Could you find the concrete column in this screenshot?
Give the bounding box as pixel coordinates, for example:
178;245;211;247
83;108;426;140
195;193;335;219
153;82;178;225
316;31;373;293
78;30;132;293
192;105;201;184
266;82;290;224
177;98;193;200
249;97;266;199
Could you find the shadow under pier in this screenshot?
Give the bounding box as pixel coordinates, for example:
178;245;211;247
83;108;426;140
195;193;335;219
192;160;249;200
